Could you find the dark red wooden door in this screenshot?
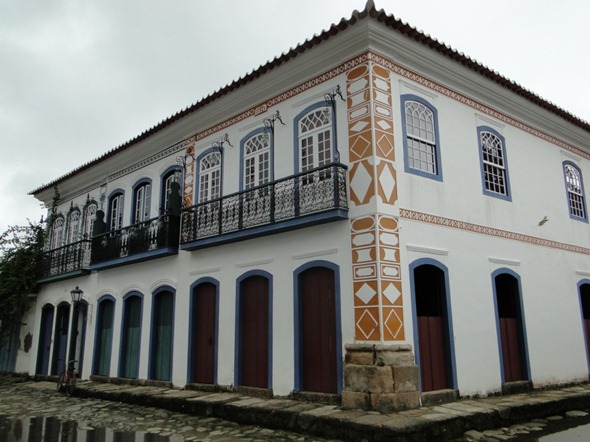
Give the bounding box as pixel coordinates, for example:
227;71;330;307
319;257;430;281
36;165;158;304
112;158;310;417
499;317;523;382
299;267;337;393
495;274;526;383
417;316;448;391
580;284;590;367
414;264;450;392
240;276;269;388
192;283;216;384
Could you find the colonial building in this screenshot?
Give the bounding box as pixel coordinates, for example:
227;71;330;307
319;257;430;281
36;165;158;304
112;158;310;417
13;1;590;411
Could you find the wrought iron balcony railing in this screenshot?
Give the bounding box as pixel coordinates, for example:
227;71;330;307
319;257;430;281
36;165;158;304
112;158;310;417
90;214;180;267
180;163;348;247
38;239;92;280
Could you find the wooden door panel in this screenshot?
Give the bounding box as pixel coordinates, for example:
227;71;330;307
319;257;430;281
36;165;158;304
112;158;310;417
300;267;337;394
240;276;269;388
193;283;216;384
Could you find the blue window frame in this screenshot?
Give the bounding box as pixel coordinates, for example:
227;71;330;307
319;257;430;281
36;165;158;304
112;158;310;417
293;102;337;174
196;149;222;203
477;126;512;201
160;167;182;214
107;190;125;231
401;95;442;181
563;161;587;222
132;179;152;224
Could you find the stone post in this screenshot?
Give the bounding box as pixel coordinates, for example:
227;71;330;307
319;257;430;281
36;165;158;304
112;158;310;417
342;344;420;413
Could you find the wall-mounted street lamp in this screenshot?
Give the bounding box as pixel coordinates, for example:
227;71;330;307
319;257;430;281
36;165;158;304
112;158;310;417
70;286;84;304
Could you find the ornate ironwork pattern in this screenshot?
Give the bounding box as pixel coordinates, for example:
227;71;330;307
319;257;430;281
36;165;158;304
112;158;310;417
180;163;348;243
91;214;180;265
39;239;92;279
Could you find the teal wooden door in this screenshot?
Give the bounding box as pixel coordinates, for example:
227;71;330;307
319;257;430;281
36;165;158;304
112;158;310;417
151;291;173;380
94;300;114;376
121;296;142;378
36;305;54;375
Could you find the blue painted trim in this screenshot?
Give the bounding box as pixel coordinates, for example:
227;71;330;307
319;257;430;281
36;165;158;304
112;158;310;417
293;102;337;174
293;260;343;394
118;291;144;379
92;295;116;376
577;279;590;372
234;270;273;389
239;127;274;192
563;161;588;223
180;209;348;251
89;247;178;271
476;126;512;202
187;277;220;385
408;258;458;391
147;286;176;381
195;148;224;204
491;268;531;383
400;94;443;181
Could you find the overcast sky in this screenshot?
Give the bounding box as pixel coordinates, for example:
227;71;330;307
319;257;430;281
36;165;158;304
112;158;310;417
1;0;588;234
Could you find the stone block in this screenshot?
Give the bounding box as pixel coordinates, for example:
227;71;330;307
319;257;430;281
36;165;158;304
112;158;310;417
393;365;419;392
395;391;421;411
375;347;416;367
344;364;394;393
345;349;374;365
341;390;371;410
370;392;399;414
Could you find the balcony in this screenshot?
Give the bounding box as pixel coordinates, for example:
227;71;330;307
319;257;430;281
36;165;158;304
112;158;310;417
180;163;348;250
90;214;180;270
38;239;92;283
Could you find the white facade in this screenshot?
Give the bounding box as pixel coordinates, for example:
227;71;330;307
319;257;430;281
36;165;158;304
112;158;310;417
18;3;590;401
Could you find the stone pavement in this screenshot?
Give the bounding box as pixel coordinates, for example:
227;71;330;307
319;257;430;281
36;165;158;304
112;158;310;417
3;377;590;441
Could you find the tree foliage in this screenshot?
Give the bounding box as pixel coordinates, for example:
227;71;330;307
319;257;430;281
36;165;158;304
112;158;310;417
0;221;45;342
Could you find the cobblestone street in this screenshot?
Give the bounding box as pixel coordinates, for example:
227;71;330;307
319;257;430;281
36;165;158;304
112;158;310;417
0;380;341;441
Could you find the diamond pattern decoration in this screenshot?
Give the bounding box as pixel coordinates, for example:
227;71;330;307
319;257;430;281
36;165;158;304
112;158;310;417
356;308;380;340
355;281;377;304
347;63;404;343
349;161;374;206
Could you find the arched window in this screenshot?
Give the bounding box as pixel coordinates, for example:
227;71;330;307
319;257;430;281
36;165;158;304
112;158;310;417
297;105;333;173
108;191;124;231
132;180;152;223
66;209;81;244
243;131;270;190
161;168;182;213
401;95;442;180
198;151;222;203
564;162;587;221
477;127;511;201
82;201;97;239
49;216;65;249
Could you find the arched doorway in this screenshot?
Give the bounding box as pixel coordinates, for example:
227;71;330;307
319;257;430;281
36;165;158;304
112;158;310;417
68;301;88;376
36;304;54;375
119;294;142;379
93;297;115;376
150;289;174;381
412;262;454;392
296;264;339;394
190;281;217;384
494;271;529;383
580;283;590;369
51;303;70;375
237;274;270;388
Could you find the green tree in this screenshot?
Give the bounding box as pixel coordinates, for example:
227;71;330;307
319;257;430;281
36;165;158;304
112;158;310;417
0;221;44;343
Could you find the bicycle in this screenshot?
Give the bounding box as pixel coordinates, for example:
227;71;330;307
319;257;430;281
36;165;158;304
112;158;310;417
56;359;77;396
